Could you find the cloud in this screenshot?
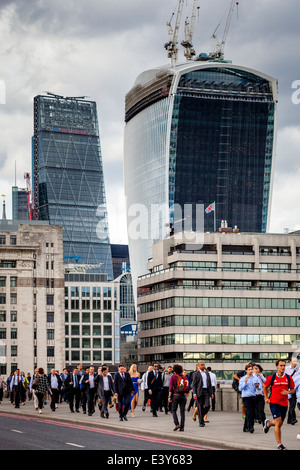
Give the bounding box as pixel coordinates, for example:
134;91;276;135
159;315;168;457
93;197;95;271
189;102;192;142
0;0;300;243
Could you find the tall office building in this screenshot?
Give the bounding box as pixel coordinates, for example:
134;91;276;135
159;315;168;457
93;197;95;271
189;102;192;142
33;93;113;279
124;61;278;285
12;186;29;220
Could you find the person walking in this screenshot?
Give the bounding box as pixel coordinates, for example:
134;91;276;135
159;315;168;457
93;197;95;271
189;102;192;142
162;366;173;414
263;359;296;450
141;365;152;412
0;375;6;403
238;363;261;433
82;366;98;416
192;361;214;427
96;366;114;418
129;364;140;417
168;364;190;432
64;367;81;413
10;369;24;408
253;363;266;426
285;357;299;425
34;368;50;414
113;364;135;421
47;368;62;412
147;362;163;418
30;368;39;410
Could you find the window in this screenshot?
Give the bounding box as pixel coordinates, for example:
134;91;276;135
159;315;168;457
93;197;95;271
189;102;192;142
10;277;17;287
0;294;6;305
47;346;55;357
10;311;17;322
11;345;17;356
47;312;54;322
0;235;6;245
0;328;6;339
47;329;55;340
0;311;6;321
10;294;17;305
10;235;16;245
0;277;6;287
103;325;112;336
11;328;17;339
47;294;54;305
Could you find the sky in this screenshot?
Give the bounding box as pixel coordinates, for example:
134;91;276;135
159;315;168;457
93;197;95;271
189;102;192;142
0;0;300;244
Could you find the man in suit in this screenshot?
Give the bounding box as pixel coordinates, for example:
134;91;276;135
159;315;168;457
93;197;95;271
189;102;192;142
113;364;134;421
64;367;81;413
96;366;114;418
10;369;24;408
82;366;98;416
192;361;214;427
47;369;62;412
147;362;163;417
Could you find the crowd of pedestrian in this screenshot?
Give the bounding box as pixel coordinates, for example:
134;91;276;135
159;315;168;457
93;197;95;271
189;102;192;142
0;357;299;450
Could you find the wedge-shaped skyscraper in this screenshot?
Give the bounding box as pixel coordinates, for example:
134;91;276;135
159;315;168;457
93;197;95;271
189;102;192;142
33;93;113;279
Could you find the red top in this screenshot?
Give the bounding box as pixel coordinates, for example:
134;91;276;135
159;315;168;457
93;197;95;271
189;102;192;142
264;373;295;407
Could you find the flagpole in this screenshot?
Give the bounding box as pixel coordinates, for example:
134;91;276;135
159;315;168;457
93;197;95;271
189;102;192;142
214;201;216;231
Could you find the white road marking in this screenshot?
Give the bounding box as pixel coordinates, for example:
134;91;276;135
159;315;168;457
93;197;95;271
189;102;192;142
66;442;85;448
11;429;24;434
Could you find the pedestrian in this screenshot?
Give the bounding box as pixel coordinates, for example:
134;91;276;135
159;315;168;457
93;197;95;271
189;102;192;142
113;364;135;421
162;366;173;414
187;366;197;412
285;357;299;425
96;366;114;418
82;366;98;416
34;368;50;414
10;369;24;408
263;359;296;450
233;363;250;421
168;364;190;432
6;373;13;403
64;367;81;413
129;364;140;417
0;375;6;402
79;367;90;414
147;362;163;418
192;361;214;427
141;365;153;411
238;363;261;433
30;368;39;410
47;368;62;411
206;367;217;411
253;363;266;426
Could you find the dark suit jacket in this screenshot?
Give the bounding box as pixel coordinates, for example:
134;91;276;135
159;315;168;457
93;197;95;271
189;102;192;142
64;372;81;391
81;373;98;392
147;370;163;393
192;369;213;397
113;372;134;397
96;374;114;398
47;373;62;390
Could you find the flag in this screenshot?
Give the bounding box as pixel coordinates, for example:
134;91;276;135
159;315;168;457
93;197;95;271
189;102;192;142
205;202;215;214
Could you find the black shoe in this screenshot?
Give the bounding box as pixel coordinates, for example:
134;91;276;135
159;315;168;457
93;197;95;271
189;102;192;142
153;413;158;417
179;428;184;432
249;428;254;433
70;410;75;413
142;406;145;411
75;409;80;413
124;416;128;421
106;413;109;419
119;417;123;421
277;444;287;450
263;419;270;433
88;413;93;416
199;423;205;427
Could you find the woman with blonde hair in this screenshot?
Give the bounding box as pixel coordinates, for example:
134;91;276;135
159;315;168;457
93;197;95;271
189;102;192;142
129;364;140;417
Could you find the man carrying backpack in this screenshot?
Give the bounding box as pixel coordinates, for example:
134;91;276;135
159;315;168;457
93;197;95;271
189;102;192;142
168;364;190;432
263;359;296;450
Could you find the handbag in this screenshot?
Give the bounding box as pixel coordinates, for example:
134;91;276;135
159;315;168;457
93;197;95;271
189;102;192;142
32;377;39;390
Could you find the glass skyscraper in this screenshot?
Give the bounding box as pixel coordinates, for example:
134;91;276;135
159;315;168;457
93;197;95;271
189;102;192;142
33;93;113;279
124;61;278;283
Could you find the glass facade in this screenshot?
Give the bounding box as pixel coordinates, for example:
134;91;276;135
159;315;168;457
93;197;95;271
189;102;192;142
33;94;113;279
12;187;29;220
124;62;277;283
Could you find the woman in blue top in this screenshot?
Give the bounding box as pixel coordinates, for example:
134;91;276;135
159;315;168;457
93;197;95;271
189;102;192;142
239;363;261;433
129;364;140;417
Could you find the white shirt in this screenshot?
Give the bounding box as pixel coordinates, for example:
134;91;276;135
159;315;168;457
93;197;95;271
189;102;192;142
200;370;208;388
102;375;109;391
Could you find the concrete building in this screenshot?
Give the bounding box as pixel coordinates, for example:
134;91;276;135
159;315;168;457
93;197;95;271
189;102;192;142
64;264;121;369
137;225;300;377
0;221;65;376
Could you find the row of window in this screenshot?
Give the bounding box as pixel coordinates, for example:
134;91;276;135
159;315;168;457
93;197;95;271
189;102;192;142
65;325;112;336
66;286;116;298
169;261;300;272
66;299;115;310
66;350;113;362
0;294;17;305
65;311;113;323
139;296;300;313
0;277;17;287
0;235;17;245
139;314;300;330
140;333;300;348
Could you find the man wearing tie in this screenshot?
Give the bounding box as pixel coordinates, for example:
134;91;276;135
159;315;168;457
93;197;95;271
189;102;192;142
192;361;214;427
82;366;97;416
10;369;24;408
64;367;81;413
113;365;135;421
147;363;163;417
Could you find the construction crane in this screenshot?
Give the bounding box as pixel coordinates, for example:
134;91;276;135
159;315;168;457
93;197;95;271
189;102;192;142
181;0;200;61
210;0;239;60
24;172;34;220
164;0;185;66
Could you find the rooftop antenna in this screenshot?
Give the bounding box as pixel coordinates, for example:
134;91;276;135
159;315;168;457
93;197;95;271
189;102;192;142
1;195;6;220
164;0;185;66
181;0;200;61
210;0;239;60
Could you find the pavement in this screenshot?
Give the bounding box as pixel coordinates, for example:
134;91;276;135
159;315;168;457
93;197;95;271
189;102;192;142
0;397;300;451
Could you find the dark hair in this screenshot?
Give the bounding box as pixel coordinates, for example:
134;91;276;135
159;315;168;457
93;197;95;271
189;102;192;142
38;368;44;374
173;364;183;375
102;366;107;372
276;359;286;366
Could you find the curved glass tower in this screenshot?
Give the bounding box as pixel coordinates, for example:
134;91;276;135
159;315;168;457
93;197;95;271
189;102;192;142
124;61;278;284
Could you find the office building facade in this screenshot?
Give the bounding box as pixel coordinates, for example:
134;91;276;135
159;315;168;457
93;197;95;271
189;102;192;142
0;221;65;375
33;93;113;279
12;187;29;220
124;61;278;285
137;228;300;377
